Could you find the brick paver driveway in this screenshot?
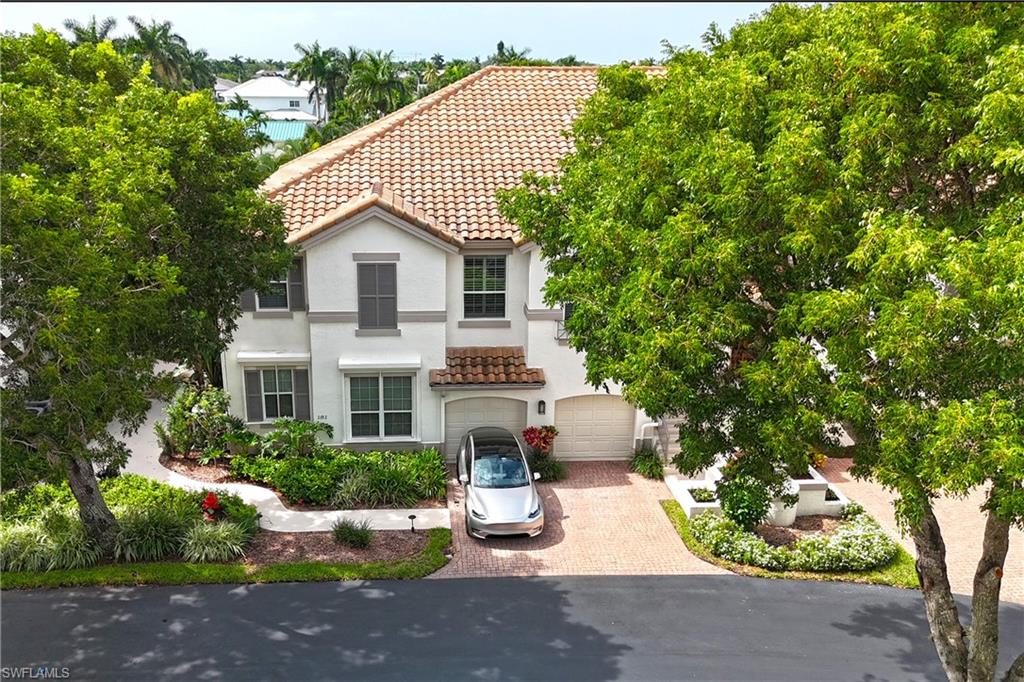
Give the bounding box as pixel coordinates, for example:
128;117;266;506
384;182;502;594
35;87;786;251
433;461;725;578
822;459;1023;604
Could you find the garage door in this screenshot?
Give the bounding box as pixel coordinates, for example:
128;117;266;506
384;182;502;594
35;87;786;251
444;398;528;459
554;395;636;460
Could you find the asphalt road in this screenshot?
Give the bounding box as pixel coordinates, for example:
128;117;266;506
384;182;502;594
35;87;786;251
2;575;1022;681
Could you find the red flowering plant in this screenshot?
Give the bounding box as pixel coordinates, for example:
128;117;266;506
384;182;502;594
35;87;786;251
522;426;558;457
201;492;222;522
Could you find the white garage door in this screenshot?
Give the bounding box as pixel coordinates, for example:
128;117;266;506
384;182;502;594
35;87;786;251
444;398;528;459
554;395;636;460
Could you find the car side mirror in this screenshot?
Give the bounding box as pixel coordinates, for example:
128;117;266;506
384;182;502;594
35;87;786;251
459;474;469;485
533;472;541;481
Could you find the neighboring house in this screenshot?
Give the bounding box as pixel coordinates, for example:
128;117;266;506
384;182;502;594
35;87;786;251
214;76;238;102
221;73;323;121
223;66;660;460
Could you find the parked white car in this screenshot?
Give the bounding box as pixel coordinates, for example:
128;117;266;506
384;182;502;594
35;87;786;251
457;427;544;539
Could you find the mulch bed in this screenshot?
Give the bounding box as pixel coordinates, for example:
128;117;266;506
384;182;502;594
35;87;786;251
244;529;429;566
755;514;841;547
160;452;234;483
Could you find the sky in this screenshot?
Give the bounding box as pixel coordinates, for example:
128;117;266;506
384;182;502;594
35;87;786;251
1;2;771;63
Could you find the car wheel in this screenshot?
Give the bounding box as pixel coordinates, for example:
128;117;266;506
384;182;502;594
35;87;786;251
464;502;474;538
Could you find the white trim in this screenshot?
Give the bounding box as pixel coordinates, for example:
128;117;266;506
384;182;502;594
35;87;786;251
297;206;460;254
256;279;289;311
463;254;507;319
338;354;421;371
238;351;311;364
342;371;418;442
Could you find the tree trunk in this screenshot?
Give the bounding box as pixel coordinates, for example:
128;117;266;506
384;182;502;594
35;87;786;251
909;503;969;682
967;509;1011;682
63;453;119;552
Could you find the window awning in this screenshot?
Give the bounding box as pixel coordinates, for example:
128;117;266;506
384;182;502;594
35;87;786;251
236;351;311;364
338;354;421;371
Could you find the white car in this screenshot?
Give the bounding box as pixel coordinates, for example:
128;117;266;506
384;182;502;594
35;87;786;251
457;427;544;539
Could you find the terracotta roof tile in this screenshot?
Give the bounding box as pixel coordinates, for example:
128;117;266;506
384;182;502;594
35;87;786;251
429;346;545;387
265;66;663;244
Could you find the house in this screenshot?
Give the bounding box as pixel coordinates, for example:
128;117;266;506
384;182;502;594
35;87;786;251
221;72;323;122
222;66;659;460
214;76;238;102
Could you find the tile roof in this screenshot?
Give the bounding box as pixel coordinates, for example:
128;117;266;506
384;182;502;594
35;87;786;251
429;346;546;387
287;182;463;247
264;65;663;243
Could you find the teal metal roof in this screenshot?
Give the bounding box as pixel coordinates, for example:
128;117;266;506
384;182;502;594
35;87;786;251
262;120;310;143
222;110;310;143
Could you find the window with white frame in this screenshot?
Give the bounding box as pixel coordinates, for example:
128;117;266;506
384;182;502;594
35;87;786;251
348;374;414;439
289;99;301;108
257;279;289;310
464;255;506;318
244;366;310;423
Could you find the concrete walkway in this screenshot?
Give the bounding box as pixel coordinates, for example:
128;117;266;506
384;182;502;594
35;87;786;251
119;401;450;532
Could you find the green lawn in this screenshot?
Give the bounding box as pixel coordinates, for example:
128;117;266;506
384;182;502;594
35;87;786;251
661;500;919;589
1;527;452;590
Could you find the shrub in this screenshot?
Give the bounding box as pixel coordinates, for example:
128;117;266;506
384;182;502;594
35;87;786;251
330;470;374;508
689;487;717;503
232;446;448;508
257;419;334;458
788;514;900;571
40;510;104;570
716;475;773;530
691;513;790;570
0;522;53;572
158;385;244;457
630;447;664;479
0;513;103;572
522;425;558;455
690;511;899;572
114;505;194;562
181;521;247;562
272;454;344;505
1;475;259;570
529;453;566;482
841;501;865;520
332;518;373;548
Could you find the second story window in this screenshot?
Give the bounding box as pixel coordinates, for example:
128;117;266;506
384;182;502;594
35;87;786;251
357;263;397;329
289;99;301;108
464;255;506;318
556;301;575;340
257;279;289;310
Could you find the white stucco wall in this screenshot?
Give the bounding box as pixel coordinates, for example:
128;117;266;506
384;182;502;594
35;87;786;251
222;214;652;451
243;95;317;116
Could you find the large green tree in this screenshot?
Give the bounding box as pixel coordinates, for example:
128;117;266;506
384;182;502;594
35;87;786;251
1;29;291;549
500;4;1023;681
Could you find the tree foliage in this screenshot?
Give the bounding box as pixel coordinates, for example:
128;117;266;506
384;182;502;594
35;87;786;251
1;29;290;547
500;4;1023;680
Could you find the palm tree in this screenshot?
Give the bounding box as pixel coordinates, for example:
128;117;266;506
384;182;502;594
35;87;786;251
184;48;215;91
225;94;252;117
490;41;532;65
347;50;410;118
63;15;118;45
229;54;246;81
289;41;333;122
125;16;189;88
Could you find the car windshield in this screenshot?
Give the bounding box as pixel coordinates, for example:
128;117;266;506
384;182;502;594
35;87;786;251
472;451;529;489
